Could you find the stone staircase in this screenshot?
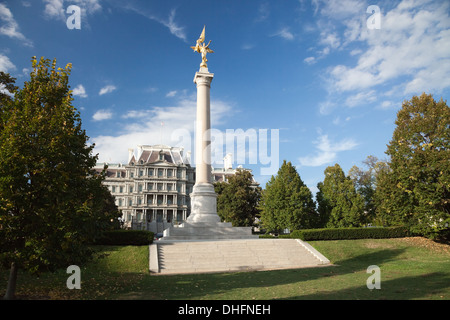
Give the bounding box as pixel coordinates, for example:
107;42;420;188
149;239;330;275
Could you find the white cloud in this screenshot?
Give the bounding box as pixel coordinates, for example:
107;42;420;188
146;86;158;93
93;109;113;121
320;31;340;49
318;100;336;115
315;0;366;19
43;0;65;20
345;90;377;107
299;133;358;167
164;8;186;41
121;110;151;119
255;2;269;22
99;85;116;95
0;53;16;72
241;43;255;50
304;56;316;65
123;5;186;41
91;97;233;163
272;27;294;40
327;0;450;95
72;84;87;98
0;3;33;46
166;90;177;97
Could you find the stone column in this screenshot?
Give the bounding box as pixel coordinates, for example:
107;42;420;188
186;67;220;224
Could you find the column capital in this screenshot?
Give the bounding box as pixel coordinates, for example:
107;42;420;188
194;69;214;87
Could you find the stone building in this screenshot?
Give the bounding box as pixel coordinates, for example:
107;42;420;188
95;145;195;233
95;146;256;233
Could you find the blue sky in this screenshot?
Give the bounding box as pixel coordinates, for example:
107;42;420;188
1;0;449;193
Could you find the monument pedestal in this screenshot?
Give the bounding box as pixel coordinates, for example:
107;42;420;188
163;221;257;240
187;183;220;224
163;182;257;240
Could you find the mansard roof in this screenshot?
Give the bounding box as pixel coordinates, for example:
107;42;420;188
129;145;190;166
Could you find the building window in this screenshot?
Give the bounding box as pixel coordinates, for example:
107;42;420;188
139;170;143;177
167;184;172;191
138;184;143;192
112;186;116;193
167;169;173;177
130;171;134;178
119;199;123;206
149;169;154;176
148;184;153;190
159;154;164;161
116;172;121;178
119;186;123;193
158;169;163;177
129;186;133;193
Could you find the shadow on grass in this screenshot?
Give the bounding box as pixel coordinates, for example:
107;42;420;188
281;272;450;300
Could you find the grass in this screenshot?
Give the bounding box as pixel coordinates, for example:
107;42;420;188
1;237;449;300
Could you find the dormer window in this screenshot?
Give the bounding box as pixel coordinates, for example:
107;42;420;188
159;154;164;161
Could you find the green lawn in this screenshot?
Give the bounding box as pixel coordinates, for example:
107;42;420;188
1;237;449;300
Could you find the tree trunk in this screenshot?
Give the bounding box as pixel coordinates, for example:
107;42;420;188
3;262;18;300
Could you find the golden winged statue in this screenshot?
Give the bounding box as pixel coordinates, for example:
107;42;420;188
191;26;214;68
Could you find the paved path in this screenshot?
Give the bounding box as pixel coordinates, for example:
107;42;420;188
149;238;330;275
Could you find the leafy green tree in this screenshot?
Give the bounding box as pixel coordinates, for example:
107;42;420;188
376;93;449;240
215;169;261;227
259;160;317;233
315;181;332;227
0;71;18;105
319;164;365;228
0;57;121;299
348;155;390;224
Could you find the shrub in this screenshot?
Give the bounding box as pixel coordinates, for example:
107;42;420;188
290;226;409;241
95;230;154;245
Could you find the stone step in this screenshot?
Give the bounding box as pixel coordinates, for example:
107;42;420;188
149;239;330;275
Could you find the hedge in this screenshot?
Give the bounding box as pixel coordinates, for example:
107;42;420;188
289;226;409;241
95;230;154;245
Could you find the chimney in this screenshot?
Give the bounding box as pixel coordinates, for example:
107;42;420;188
224;153;233;170
128;148;134;163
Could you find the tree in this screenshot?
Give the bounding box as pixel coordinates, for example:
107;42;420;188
214;169;261;227
259;160;317;233
315;181;332;228
319;164;365;228
376;93;449;240
348;155;389;224
0;71;18;105
0;57;121;299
